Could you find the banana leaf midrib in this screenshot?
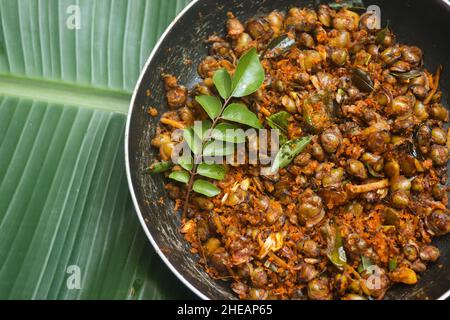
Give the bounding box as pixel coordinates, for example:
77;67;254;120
0;73;132;113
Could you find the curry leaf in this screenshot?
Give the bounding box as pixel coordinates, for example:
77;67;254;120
213;69;232;99
222;103;262;129
177;154;193;171
325;223;348;270
267;111;290;146
183;128;202;155
169;171;190;184
276;132;288;146
329;0;365;10
193;179;221;197
358;256;374;273
266;111;290;134
145;161;173;174
264;34;296;59
197;163;226;180
375;25;390;44
330;236;347;270
211;123;246;144
193;120;212;141
390;70;422;80
231;48;265;97
352;67;374;93
203;140;235;157
195;95;222;120
271;136;311;172
389;258;398;271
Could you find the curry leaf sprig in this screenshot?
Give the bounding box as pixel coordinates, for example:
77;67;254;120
149;47;312;217
168;48;265;217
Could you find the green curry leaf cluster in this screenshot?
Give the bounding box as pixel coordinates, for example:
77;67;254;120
149;47;312;213
164;48;265;208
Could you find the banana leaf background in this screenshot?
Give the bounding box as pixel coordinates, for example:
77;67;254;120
0;0;196;299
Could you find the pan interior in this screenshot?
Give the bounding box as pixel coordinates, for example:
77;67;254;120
126;0;450;300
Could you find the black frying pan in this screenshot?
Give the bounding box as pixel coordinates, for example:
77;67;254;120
125;0;450;300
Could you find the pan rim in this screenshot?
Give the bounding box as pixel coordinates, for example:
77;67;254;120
124;0;208;300
125;0;450;301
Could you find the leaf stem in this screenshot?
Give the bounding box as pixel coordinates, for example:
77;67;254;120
181;96;233;219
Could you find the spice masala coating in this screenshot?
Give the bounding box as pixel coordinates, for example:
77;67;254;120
148;5;450;300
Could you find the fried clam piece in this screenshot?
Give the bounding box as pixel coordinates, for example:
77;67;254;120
209;247;231;276
361;267;390;299
419;245;441;262
266;11;284;35
426;209;450;236
320;126;343;154
390;267;418;285
226;12;245;39
285;8;318;32
346;159;368;180
302;92;334;133
246;18;273;42
151;132;175;161
317;4;335;27
333;9;360;31
298;239;321;258
162;74;187;109
296;189;326;227
344;233;369;260
197;56;220;78
307;278;332;300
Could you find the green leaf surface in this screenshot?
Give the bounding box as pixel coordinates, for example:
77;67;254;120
264;34;296;59
183;127;202;155
231;48;265;98
192;120;212;141
271;136;312;172
203;140;235;157
325;223;348;271
267;111;290;145
266;111;290;134
0;0;194;299
197;163;226;181
359;256;374;273
389;258;398;271
329;0;365;10
145;161;173;174
195;95;222;120
390;70;422;80
351;67;374;93
169;171;190;184
192;180;221;198
177;154;193;171
213;69;232;100
376;25;390;44
211;123;246;144
222;103;262;129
